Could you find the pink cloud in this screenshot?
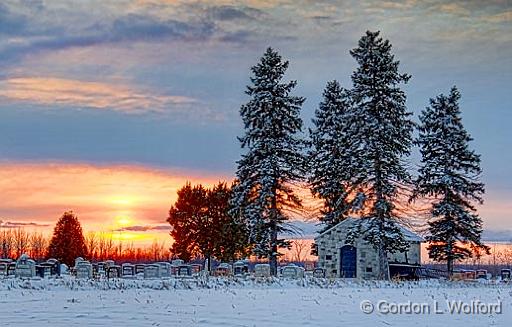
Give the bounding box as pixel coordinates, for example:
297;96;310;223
0;77;198;114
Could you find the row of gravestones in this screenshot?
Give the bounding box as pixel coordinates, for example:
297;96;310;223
1;255;327;280
73;259;323;279
74;258;202;279
0;254;65;278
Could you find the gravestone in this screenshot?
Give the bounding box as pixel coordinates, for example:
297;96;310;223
177;264;192;276
501;269;511;281
144;264;160;279
15;254;36;278
45;258;61;276
94;262;106;278
36;264;52;278
233;261;249;276
215;263;232;276
135;264;146;275
254;264;271;278
0;263;9;277
76;261;93;279
191;264;202;276
281;264;304;279
122;263;135;278
107;265;121;278
7;262;16;276
0;259;12;277
60;264;69;275
313;267;325;278
156;262;171;278
170;259;184;276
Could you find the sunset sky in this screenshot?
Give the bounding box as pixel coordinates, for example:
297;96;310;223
0;0;511;246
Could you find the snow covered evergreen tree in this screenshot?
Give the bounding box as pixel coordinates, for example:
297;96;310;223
308;81;360;232
412;86;489;276
348;31;415;279
230;47;306;275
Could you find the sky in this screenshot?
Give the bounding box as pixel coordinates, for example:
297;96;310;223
0;0;511;246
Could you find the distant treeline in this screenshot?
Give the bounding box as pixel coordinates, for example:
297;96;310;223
0;225;169;264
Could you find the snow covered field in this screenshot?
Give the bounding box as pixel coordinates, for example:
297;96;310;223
0;278;511;326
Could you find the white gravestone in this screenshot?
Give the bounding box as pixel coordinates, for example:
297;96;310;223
76;261;93;279
122;263;135;278
281;264;304;279
15;254;36;278
254;264;271;278
157;262;171;278
144;264;160;279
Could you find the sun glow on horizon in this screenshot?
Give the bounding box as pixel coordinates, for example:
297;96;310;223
0;161;226;247
116;215;132;227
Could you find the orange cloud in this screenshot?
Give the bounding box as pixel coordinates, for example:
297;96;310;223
0;77;197;114
0;161;229;245
436;3;470;16
482;11;512;23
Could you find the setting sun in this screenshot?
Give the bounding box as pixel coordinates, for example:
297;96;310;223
115;215;132;227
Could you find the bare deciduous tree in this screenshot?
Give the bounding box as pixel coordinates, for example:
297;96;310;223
290;239;309;263
0;229;13;258
29;232;48;261
149;239;168;262
85;232;98;261
13;228;30;258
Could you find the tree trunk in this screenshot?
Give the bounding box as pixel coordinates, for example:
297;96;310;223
378;242;390;280
446;240;454;279
447;257;453;279
375;156;390;281
270;227;278;276
269;188;278;276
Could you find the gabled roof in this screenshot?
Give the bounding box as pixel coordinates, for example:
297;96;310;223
314;217;424;242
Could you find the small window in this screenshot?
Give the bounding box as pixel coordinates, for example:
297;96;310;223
366;267;373;273
325;255;332;260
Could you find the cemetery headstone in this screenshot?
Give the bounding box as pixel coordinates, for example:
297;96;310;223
233;261;249;276
144;264;160;279
157;262;171;278
254;264;271;278
313;267;325;278
177;264;192;277
76;261;93;279
281;264;304;279
122;263;135;278
135;264;146;275
15;254;36;278
107;265;121;278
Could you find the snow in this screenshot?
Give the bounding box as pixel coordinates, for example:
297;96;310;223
0;277;511;326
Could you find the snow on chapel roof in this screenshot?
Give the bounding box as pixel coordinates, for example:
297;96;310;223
314;217;424;242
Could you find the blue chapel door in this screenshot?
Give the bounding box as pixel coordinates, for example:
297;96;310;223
340;245;357;278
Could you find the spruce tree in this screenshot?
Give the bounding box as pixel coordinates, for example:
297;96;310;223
412;86;489;276
47;211;88;266
308;80;360;231
231;47;306;275
348;31;415;279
